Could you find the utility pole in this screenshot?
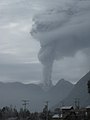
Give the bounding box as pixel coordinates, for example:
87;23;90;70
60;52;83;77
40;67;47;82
74;98;80;109
22;100;29;110
45;101;49;120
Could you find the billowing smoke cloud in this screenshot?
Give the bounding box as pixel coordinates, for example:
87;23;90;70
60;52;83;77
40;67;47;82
31;0;90;87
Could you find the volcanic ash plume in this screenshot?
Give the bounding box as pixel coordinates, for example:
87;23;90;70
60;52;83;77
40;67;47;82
38;44;56;88
31;0;90;89
31;16;57;88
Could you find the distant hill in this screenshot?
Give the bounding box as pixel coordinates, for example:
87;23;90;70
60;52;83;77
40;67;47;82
0;80;73;111
46;79;74;107
59;71;90;108
0;82;44;111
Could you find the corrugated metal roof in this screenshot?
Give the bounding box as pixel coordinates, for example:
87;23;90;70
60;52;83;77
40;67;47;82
61;106;73;110
86;105;90;109
52;114;59;118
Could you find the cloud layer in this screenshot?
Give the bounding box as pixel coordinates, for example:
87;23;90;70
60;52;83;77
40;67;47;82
0;0;90;84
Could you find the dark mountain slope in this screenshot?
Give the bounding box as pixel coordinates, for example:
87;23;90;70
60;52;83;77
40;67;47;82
62;71;90;107
46;79;74;107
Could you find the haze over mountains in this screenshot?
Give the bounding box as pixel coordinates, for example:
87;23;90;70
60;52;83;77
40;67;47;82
0;79;73;111
0;71;90;111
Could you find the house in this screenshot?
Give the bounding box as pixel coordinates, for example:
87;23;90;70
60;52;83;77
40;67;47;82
61;106;74;114
60;106;74;118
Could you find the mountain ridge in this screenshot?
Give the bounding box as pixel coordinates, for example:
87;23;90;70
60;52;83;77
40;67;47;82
0;79;73;111
58;71;90;108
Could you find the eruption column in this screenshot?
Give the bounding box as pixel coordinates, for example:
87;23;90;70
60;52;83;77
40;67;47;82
38;44;56;88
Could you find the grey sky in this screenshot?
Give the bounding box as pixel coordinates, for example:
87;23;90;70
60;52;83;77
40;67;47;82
0;0;90;84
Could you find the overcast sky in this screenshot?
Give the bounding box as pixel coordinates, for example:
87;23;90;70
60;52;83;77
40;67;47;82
0;0;90;84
